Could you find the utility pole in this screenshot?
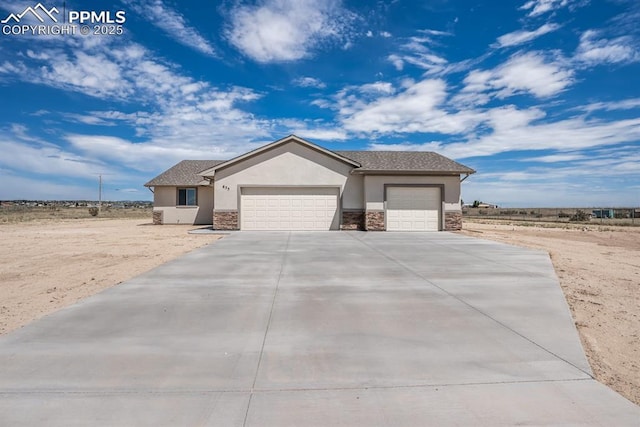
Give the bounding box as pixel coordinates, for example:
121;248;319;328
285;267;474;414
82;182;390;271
98;174;102;212
94;173;113;211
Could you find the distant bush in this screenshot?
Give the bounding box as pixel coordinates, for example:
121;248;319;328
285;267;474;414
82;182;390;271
558;212;570;218
569;210;590;222
88;207;99;217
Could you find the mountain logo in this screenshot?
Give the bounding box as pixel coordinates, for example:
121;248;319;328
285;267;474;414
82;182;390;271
1;3;59;24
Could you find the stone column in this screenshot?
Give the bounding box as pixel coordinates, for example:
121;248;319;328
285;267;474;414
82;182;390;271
341;210;365;230
365;210;385;231
213;210;239;230
444;211;462;231
152;210;163;225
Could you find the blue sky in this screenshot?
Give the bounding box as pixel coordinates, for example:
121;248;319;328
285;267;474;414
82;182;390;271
0;0;639;206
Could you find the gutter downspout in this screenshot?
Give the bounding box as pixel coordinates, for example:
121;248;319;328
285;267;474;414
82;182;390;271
460;173;471;183
147;187;154;194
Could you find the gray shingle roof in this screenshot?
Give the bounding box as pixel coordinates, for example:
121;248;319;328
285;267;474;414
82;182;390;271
145;150;474;187
336;151;475;174
144;160;225;187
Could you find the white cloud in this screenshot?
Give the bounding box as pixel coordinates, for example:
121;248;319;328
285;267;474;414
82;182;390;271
380;31;392;38
419;29;451;37
464;145;640;207
0;137;101;179
494;23;560;48
408;108;640;159
339;79;482;135
293;77;326;88
387;31;450;74
2;36;272;159
519;0;571;17
122;0;215;56
62;113;117;126
574;30;640;66
388;54;404;71
580;98;640;113
357;81;395;95
39;50;129;98
523;153;586;162
0;60;28;75
462;51;573;101
65;134;220;171
225;0;357;63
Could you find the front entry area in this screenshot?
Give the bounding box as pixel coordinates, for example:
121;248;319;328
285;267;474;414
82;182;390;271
386;186;441;231
240;187;339;230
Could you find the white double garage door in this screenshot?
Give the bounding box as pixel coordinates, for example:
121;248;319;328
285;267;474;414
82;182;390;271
240;186;441;231
241;187;338;231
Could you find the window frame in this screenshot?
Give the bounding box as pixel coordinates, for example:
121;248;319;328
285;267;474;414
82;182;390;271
177;187;197;206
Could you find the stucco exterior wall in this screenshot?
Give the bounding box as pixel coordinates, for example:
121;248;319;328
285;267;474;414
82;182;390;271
342;173;363;210
153;186;177;207
214;141;361;211
152;186;213;225
194;186;214;225
363;175;462;212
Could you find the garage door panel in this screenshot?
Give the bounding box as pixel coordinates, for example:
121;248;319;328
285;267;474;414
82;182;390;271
241;187;338;231
387;187;441;231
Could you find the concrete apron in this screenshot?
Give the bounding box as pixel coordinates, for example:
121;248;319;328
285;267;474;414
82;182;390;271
0;231;638;426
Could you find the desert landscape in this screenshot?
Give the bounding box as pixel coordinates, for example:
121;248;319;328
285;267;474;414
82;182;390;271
0;211;638;406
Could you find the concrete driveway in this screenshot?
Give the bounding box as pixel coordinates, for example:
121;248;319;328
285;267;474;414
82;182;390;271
1;232;638;425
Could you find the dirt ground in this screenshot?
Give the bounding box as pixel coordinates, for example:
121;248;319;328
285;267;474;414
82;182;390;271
0;218;221;335
461;220;640;406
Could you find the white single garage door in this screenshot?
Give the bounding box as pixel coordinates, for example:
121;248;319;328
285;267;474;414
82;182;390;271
386;187;441;231
241;187;338;231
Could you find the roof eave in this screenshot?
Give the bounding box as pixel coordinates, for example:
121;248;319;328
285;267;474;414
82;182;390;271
143;182;213;187
351;169;475;175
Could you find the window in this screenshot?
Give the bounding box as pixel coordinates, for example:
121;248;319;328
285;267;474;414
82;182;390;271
177;188;197;206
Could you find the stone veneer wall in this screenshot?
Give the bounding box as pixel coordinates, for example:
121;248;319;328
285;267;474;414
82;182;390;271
365;210;385;231
214;210;238;230
341;210;365;230
444;211;462;231
152;210;163;225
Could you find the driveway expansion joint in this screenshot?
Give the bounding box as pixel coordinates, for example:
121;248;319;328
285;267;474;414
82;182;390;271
345;231;595;380
242;231;291;427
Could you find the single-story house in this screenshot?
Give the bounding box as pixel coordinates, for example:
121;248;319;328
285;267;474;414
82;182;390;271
144;135;475;231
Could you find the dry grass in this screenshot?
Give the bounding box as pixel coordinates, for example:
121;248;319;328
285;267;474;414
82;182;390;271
0;205;151;223
464;207;640;227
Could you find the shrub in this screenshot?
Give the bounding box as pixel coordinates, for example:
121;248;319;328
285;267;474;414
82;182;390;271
88;207;99;217
569;210;590;222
